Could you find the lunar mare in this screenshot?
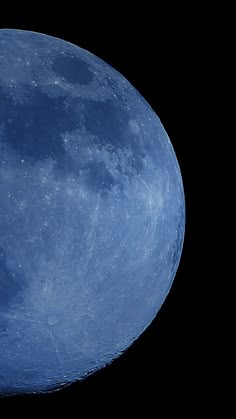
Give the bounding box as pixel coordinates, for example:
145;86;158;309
0;29;185;394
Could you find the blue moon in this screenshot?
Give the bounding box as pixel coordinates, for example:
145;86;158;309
0;29;185;395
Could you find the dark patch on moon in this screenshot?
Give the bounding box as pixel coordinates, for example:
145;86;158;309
81;161;115;192
0;82;145;189
52;54;94;85
0;86;78;163
82;98;145;172
0;247;26;310
82;99;129;146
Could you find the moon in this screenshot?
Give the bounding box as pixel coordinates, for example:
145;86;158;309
0;29;185;395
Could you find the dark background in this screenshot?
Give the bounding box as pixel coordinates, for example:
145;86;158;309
0;11;196;414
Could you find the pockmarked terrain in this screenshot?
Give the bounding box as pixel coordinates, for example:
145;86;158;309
0;29;185;395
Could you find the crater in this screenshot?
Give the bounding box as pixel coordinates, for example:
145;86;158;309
47;315;58;326
0;327;8;336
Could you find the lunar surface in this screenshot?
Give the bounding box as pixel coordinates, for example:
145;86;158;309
0;29;185;395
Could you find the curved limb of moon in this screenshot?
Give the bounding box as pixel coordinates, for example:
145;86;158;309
0;29;185;394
